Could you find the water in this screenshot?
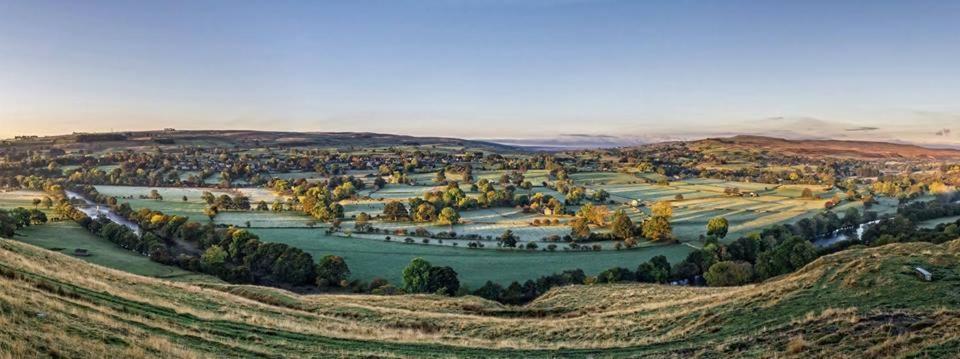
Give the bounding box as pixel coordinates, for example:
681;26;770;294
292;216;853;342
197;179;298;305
812;220;882;248
65;191;142;236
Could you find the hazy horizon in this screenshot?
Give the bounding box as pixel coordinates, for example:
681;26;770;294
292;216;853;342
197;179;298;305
2;1;958;145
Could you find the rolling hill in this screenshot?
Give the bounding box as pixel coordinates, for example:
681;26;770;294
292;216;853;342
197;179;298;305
1;236;958;357
690;135;960;160
0;130;520;153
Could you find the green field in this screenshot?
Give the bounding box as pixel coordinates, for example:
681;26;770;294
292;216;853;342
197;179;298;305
13;221;218;282
919;215;960;228
586;178;901;244
0;181;902;289
0;190;46;209
252;228;693;288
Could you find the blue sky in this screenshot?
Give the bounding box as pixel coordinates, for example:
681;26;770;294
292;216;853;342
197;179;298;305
1;0;958;143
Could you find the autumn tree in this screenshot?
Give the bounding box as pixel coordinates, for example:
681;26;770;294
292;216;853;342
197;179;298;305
437;207;460;225
707;216;729;239
610;210;635;240
382;201;409;221
570;217;591;241
643;201;673;241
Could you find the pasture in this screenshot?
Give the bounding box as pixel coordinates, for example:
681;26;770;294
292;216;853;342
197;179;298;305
252;228;693;287
1;179;905;290
586;178;900;243
13;221;218;282
0;190;47;210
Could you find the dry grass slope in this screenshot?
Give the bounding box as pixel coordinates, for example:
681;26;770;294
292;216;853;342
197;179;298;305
0;237;958;358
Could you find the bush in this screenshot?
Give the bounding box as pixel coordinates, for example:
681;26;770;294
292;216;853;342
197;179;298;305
704;261;754;286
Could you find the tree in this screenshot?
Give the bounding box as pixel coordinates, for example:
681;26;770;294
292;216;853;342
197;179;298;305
474;281;504;301
636;259;670;283
704;261;754;286
499;229;518;248
643;201;674;241
41;196;53;209
755;236;817;279
201;245;228;272
651;201;673;218
707;216;729;239
437;207;460;225
413;202;437;222
540;197;563;216
570;218;591;241
204;206;219;221
9;208;31;228
597;267;634;283
0;210;17;237
576;203;610;226
727;236;760;263
316;255;350;287
28;209;47;225
592;189;610;202
382;201;408;220
642;216;672;241
426;266;460;295
354;212;371;231
402;258;432;293
610;210;635;240
801;188;815;199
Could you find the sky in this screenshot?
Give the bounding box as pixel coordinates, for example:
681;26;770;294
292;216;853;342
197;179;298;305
1;0;958;145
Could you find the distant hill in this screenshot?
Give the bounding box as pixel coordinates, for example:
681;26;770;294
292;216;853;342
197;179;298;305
687;135;960;160
0;130;521;153
1;236;958;357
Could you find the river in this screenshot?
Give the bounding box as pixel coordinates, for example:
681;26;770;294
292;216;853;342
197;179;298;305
812;219;882;248
65;190;142;236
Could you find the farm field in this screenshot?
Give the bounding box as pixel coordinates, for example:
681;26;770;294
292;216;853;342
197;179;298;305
97;196;314;227
1;179;906;291
93;185;282;203
252;228;693;287
584;178;900;243
77;179;902;251
0;190;48;210
13;221;218;282
919;215;960;228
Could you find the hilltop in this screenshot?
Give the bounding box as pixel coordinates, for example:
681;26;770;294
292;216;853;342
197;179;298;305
689;135;960;160
1;236;958;357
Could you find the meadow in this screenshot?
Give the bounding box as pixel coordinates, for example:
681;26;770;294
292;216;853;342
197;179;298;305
14;220;217;282
251;228;693;287
577;176;900;243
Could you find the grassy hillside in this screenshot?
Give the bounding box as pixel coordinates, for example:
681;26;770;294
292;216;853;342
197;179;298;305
0;237;959;358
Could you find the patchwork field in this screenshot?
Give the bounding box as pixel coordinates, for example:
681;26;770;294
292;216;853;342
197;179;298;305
583;178;899;243
0;179;902;290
